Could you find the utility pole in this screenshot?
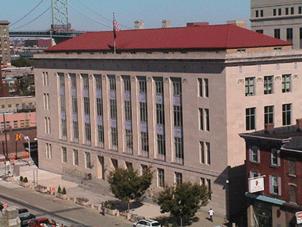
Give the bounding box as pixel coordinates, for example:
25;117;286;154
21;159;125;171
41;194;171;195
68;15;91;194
2;112;8;161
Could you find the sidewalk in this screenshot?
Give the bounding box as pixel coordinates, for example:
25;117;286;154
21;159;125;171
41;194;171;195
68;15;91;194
16;165;226;226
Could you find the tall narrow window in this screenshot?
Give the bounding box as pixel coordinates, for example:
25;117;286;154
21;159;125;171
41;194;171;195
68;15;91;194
282;104;292;126
273;9;277;16
288;160;296;176
264;76;273;94
245;77;255;96
138;77;148;156
59;73;67;139
288;185;297;203
62;147;67;163
175;172;183;185
300;27;302;48
269;176;281;195
141;132;149;155
175;137;183;164
70;74;79;142
287;28;293;43
108;75;118;150
198;78;209;98
274;29;280;39
271;149;280;167
158;169;165;187
199;108;210;131
200;141;211;165
73;149;79;166
82;74;91;144
85;152;92;169
95;75;104;147
246;107;256;130
282;74;291;93
264;106;274;125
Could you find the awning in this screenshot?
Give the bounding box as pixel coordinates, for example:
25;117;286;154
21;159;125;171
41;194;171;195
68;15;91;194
245;192;286;206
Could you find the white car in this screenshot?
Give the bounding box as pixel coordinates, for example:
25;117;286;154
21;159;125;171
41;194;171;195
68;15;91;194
133;219;161;227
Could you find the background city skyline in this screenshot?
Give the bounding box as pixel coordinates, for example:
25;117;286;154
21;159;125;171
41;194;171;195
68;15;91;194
1;0;249;31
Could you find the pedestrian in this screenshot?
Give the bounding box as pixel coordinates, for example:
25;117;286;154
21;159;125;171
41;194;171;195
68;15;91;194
208;208;214;222
100;202;105;216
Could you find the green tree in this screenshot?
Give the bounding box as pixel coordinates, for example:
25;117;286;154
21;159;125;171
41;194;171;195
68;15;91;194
157;182;210;225
108;167;152;211
11;58;32;67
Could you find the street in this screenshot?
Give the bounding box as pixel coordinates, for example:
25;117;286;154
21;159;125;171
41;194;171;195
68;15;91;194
0;180;131;227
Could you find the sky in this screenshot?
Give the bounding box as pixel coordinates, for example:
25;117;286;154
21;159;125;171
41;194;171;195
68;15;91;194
0;0;250;31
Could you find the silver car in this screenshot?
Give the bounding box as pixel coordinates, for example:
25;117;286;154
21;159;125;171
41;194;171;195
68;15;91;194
133;219;161;227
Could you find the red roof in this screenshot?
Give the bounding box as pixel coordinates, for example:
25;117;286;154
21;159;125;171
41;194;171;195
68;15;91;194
47;24;290;52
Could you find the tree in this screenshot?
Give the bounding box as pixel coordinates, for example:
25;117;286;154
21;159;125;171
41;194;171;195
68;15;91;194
108;167;153;211
157;182;210;225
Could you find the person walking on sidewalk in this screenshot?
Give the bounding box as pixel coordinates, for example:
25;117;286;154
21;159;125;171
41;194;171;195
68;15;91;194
208;208;214;222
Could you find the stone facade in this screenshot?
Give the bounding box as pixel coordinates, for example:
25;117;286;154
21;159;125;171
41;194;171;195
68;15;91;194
0;20;10;66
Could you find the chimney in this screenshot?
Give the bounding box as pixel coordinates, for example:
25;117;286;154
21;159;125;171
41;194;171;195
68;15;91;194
264;123;274;133
134;20;144;29
162;20;171;28
186;22;209;27
227;20;246;28
296;118;302;130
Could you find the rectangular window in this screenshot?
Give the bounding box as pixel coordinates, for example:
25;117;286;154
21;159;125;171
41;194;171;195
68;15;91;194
155;79;164;96
175;172;182;185
110;99;117;120
249;146;260;163
300;27;302;48
97;125;104;146
59;73;67;139
138;77;147;94
260;10;263;17
256;30;263;34
274;29;280;39
299;6;302;14
291;7;294;15
269;176;281;195
157;134;165;156
140;102;147;122
199;108;210;131
288;160;296;176
255;10;259;17
282;104;292;126
282;74;291;93
288;185;297;203
264;76;273;94
70;74;79;141
287;28;293;43
156;104;164;125
123;76;131;92
245;77;255;96
85;152;92;169
124;100;132;121
109;75;116;91
45;143;52;159
62;147;67;163
141;132;149;152
158;169;165;187
264;106;274;125
173;80;181;96
200;141;211;165
173;105;182;127
175;137;183;163
73;149;79;166
271;149;280;167
125;162;133;170
273;9;277;16
125;129;133;153
286;8;289;15
111;127;118;150
246;107;256;130
85;123;91;143
278;8;282;15
198;78;209;98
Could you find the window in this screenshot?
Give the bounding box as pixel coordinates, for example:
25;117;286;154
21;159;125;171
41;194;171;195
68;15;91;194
286;8;289;15
156;104;164;125
175;172;182;185
138;78;147;94
271;149;280;167
97;125;104;146
269;176;281;195
13;121;18;128
256;30;263;34
141;165;148;175
158;169;165;187
59;73;67;139
126;162;133;170
198;78;209;98
85;123;91;143
260;10;263;17
282;74;291;93
264;76;273;94
274;28;280;39
125;129;133;152
249;146;260;163
111;127;118;149
123;76;131;92
299;6;302;14
62;147;67;163
287;28;293;43
73;149;79;166
200;141;211;165
157;134;165;156
155;79;164;96
250;171;260;178
173;105;182;127
288;185;297;203
140;102;148;122
200;178;212;199
278;8;282;15
288;160;296;176
44;117;51;134
110;99;117;120
141;132;149;152
273;9;277;16
45;143;52;159
199;108;210;131
96;98;103;117
282;104;292;126
175;137;183;162
111;159;118;170
85;152;92;169
255;10;259;17
173;79;181;96
245;77;255;96
109;75;116;91
124;100;132;121
300;27;302;48
264;106;274;125
70;74;79;141
291;7;294;15
246;108;256;130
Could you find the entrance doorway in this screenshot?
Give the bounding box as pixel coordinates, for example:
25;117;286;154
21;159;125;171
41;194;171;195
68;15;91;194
96;156;105;180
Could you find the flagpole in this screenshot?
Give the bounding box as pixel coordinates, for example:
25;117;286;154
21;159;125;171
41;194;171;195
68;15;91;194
113;12;116;54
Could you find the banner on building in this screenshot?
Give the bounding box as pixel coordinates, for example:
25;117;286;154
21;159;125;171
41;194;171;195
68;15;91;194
296;211;302;224
248;176;264;193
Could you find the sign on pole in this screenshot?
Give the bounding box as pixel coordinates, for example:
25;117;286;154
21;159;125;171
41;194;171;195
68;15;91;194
248;176;264;193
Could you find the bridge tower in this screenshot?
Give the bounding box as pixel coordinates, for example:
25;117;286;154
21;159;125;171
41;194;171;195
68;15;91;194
51;0;69;32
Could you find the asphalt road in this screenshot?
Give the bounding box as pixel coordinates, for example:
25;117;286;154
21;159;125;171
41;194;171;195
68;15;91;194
0;180;131;227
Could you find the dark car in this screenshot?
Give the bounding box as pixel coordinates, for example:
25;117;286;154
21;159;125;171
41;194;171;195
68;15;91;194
18;208;36;227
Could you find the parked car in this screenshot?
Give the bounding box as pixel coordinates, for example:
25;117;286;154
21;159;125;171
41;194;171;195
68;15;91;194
133;219;161;227
18;208;36;226
28;217;56;227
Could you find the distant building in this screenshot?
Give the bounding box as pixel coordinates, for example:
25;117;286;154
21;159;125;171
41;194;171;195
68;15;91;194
0;20;11;66
250;0;302;49
34;23;301;222
241;121;302;227
0;96;36;113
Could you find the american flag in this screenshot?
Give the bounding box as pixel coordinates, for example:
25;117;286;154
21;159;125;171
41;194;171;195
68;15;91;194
113;18;120;39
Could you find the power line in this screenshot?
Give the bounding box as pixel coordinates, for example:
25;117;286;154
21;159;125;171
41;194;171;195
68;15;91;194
69;4;112;29
12;6;51;30
11;0;45;27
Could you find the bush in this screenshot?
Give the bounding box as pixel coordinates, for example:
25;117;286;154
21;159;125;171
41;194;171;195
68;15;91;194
62;187;66;195
23;177;28;183
57;186;62;194
19;176;23;182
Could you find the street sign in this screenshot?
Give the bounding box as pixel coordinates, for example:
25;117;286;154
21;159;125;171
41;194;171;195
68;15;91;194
296;211;302;224
248;176;264;193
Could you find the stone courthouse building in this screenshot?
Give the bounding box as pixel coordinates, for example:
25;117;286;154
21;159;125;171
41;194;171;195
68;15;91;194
33;23;302;220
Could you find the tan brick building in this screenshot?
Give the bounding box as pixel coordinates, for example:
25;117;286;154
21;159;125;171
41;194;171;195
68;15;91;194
33;24;302;220
0;20;10;66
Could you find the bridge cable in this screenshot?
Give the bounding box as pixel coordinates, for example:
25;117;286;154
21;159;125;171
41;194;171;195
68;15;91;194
10;0;45;27
12;6;51;30
69;4;112;29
